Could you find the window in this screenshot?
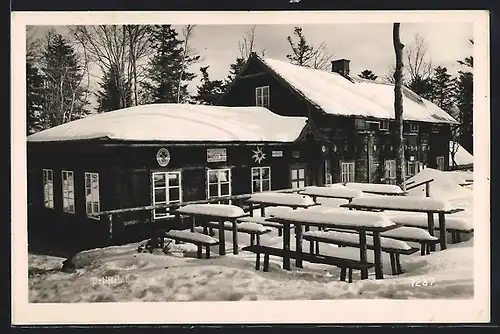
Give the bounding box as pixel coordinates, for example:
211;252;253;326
152;171;182;219
340;161;355;183
255;86;270;109
324;159;333;185
380;120;390;131
410;123;419;132
43;169;54;208
61;170;75;213
85;172;100;219
436;156;445;171
367;121;379;131
251;166;271;193
207;168;232;204
354;118;366;130
407;161;417;177
290;165;307;189
432;124;440;133
384;160;396;185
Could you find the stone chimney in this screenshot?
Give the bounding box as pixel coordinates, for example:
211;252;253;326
331;59;350;77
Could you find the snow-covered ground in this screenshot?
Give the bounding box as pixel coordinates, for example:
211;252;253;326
28;168;475;303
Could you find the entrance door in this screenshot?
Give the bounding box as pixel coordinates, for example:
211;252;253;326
290;164;307;189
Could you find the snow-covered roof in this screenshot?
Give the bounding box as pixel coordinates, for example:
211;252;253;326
449;141;473;167
259;57;459;125
26;104;308;143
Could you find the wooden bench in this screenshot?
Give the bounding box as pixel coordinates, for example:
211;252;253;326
326;226;440;256
242;245;375;283
206;221;271;246
302;230;419;275
165;230;219;259
236;216;284;236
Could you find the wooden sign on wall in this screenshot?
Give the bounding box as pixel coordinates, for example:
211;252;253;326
207;148;227;163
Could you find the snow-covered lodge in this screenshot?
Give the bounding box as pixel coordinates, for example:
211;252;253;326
26;53;458;238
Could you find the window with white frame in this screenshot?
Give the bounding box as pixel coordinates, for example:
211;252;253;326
324;159;333;185
152;171;182;219
61;170;75;213
380;120;390;131
406;161;417;177
85;172;100;219
251;166;271;193
255;86;270;109
436;156;445;171
340;161;355;183
384;160;396;185
432;124;440;133
290;165;307;189
43;169;54;208
410;123;419;132
207;168;232;204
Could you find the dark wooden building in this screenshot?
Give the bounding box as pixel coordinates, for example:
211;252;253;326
27;104;327;240
217;53;459;186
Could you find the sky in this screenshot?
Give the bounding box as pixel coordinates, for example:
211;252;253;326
30;22;473;98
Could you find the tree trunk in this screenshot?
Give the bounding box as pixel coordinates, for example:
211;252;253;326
393;23;406;190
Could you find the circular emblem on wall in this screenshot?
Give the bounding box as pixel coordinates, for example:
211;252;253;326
156;148;171;167
252;146;266;164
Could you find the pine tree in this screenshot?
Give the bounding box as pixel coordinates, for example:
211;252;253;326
26;60;45;134
455;42;473;154
430;66;456;113
39;31;89;127
225;57;246;85
195;66;225;105
95;64;132;113
286;27;334;70
407;76;434;101
141;25;197;104
358;70;378;81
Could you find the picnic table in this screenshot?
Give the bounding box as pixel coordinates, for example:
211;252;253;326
175;204;249;256
299;185;363;203
246;192;317;218
340;196;464;250
344;182;407;196
267;208;399;279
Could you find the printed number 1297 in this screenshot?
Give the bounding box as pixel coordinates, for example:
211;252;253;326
411;278;435;287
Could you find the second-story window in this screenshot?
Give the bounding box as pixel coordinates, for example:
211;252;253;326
255;86;270;109
410;123;419;132
380;120;390;131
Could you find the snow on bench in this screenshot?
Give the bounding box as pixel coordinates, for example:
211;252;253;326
315;197;350;208
381;226;438;241
237;216;284;229
165;230;219;245
207;221;271;234
345;182;405;195
175;204;246;218
247;192;316;207
269;207;396;230
387;214;473;233
302;230;412;251
347;195;454;212
300;185;362;199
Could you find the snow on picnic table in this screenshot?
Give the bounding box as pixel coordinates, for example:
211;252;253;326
344;182;405;195
247;192;316;207
300;185;362;199
165;230;218;244
387;214;473;232
380;226;438;241
302;230;412;251
207;221;271;234
269;207;396;229
175;204;246;218
348;195;454;212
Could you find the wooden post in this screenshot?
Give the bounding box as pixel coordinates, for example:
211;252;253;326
438;212;447;250
197;245;202;259
255;253;261;270
340;268;347;281
218;219;226;255
427;213;436;252
348;268;353;283
359;230;369;279
260;204;265;218
191;216;196;233
263;254;270;272
283;223;291;270
249;203;254;217
425;182;430;197
206;246;211;259
232;219;238;255
395;254;402;274
295;223;303;268
373;231;384;279
390;253;397;275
